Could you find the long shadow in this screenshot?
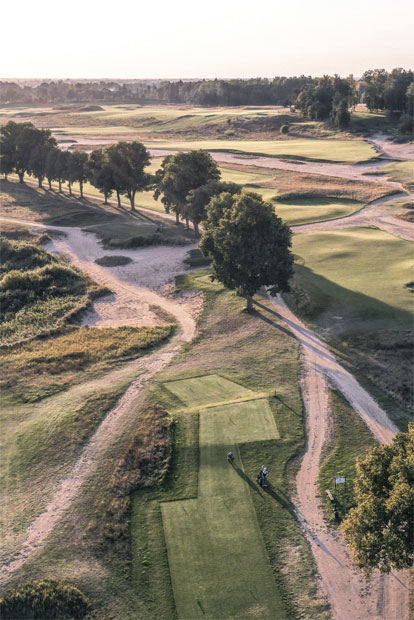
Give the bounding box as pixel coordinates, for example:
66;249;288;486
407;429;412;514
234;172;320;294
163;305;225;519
230;461;264;498
252;306;295;340
273;393;302;418
262;484;297;518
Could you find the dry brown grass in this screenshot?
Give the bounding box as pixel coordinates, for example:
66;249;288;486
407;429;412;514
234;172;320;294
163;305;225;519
87;405;173;556
222;162;393;203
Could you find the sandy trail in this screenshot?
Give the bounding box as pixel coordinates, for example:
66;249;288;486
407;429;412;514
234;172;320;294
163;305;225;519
0;217;198;581
269;295;409;620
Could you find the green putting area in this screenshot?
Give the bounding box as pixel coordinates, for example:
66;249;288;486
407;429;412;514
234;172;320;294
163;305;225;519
161;394;282;620
274;197;363;226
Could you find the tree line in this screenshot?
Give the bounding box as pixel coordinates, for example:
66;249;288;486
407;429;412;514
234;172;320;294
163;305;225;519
1;69;411;112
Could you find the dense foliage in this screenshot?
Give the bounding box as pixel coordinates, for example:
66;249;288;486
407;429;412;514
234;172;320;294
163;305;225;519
200;191;294;310
0;578;90;619
341;424;414;573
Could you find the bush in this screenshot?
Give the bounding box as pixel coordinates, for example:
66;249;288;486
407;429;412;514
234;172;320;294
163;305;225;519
95;255;132;267
0;578;90;619
280;124;289;134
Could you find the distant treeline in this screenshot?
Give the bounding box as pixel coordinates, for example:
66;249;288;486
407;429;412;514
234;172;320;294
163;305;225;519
1;70;412;113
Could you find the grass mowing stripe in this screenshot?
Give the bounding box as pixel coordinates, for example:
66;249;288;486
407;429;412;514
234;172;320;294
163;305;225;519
161;395;285;620
163;374;253;408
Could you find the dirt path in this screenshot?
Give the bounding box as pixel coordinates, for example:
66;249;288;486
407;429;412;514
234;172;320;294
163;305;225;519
269;295;409;620
0;217;198;582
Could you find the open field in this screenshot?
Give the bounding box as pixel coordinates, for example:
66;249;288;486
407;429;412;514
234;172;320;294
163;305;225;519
144;138;377;163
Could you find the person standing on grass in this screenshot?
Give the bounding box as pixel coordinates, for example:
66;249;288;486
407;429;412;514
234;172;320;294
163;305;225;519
227;451;234;463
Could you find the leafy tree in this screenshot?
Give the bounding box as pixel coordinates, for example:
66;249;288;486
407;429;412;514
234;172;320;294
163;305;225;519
54;149;71;193
0;578;90;619
200;191;294;311
331;93;351;129
106;141;150;210
45;146;60;189
154;150;220;226
0;121;54;183
87;148;115;204
185;180;241;236
27;131;57;188
341;424;414;573
67;150;88;198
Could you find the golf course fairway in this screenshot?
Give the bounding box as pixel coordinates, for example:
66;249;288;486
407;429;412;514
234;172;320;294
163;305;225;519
161;376;285;620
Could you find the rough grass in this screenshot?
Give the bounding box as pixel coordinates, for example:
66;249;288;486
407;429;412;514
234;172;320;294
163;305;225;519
319;391;376;522
0;325;173;404
0;233;105;346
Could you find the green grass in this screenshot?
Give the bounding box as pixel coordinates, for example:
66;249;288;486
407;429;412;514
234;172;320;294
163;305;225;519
381;161;414;192
287;226;413;420
319;391;376;522
130;271;329;620
143;138;377;163
161;391;283;620
274;197;363;226
292;227;413;328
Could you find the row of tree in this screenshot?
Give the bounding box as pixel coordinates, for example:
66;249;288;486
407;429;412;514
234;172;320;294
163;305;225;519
0;121;243;235
296;75;358;128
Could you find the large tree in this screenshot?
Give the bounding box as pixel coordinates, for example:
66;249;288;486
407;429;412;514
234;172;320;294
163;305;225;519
154;150;220;226
0;121;55;183
341;424;413;573
185;180;241;236
106;141;150;210
200;191;294;311
67;150;88;198
87;148;115;204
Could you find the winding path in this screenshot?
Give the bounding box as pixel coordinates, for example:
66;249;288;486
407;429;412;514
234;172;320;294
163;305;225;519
0;218;198;582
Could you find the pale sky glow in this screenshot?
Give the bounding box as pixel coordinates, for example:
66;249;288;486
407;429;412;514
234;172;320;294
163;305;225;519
2;0;413;79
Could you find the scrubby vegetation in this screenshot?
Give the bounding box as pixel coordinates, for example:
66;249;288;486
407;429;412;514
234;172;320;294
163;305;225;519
89;405;173;557
1;325;173;403
0;578;90;619
0;234;104;345
95;255;132;266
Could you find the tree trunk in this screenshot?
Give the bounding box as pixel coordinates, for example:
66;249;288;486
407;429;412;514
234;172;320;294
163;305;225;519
129;190;136;211
58;179;62;192
18;171;24;183
194;221;200;237
80;181;83;198
69;181;72;195
48;179;52;190
175;211;179;225
104;192;109;205
246;295;254;312
38;177;42;188
185;216;190;230
116;190;121;208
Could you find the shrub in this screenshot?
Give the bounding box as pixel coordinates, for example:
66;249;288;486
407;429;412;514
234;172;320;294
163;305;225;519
0;578;90;619
280;124;289;134
95;255;132;267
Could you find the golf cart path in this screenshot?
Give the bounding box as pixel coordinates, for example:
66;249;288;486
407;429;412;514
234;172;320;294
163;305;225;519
0;217;198;582
269;294;409;620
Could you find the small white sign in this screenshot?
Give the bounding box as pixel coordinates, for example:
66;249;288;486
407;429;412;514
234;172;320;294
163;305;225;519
335;477;346;484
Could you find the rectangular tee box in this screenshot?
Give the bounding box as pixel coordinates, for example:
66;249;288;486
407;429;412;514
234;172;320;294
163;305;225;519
161;398;282;620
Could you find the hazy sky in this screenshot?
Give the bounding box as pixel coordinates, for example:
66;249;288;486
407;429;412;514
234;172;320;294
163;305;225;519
2;0;413;79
